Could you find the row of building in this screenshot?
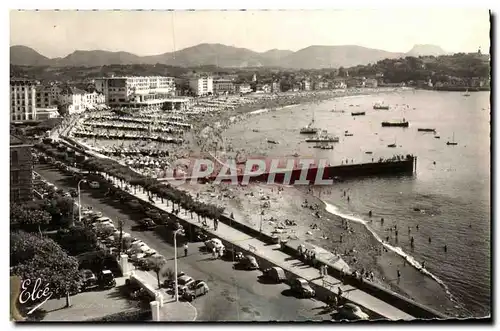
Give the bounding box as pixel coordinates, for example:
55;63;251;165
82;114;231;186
10;78;107;122
10;74;382;122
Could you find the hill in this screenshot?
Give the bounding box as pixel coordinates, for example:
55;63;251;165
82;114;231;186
10;45;50;66
10;43;452;69
406;44;448;57
280;45;404;69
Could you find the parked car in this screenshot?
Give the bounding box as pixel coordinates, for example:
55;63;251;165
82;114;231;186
79;269;98;291
223;248;244;261
130;253;146;264
136;259;151;271
237;255;259;270
89;181;100;189
262;267;286;283
205;238;225;251
182;281;209;301
336;303;370;320
177;275;195;294
98;270;116;289
137;218;157;230
290;278;315;298
162;271;186;288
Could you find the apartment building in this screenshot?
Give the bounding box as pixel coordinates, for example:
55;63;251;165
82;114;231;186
213;78;235;95
10;79;38;121
94;76;176;107
10;135;33;203
235;83;252;94
188;76;214;96
59;87;105;114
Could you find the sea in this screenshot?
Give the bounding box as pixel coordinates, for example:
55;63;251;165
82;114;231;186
223;89;491;317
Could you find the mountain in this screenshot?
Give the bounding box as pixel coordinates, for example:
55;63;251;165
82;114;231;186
51;50;143;67
281;45;404;69
10;43;449;69
10;45;50;66
406;44;447;57
142;43;268;67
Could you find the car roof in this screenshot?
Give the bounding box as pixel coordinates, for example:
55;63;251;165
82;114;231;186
102;270;112;274
179;275;193;280
343;303;359;309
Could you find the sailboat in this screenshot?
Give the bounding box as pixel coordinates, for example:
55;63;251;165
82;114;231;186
387;137;397;148
300;110;318;134
463;89;471;97
446;133;458;146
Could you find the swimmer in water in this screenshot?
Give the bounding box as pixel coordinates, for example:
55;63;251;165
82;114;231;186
416;224;419;230
347;196;350;202
381;218;384;225
444;245;447;252
422;261;426;269
410;237;414;247
428;237;432;243
369;210;372;217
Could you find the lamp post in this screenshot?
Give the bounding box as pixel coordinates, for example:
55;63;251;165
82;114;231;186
77;179;87;224
173;227;185;302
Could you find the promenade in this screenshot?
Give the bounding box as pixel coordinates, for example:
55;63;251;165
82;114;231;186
104;173;415;321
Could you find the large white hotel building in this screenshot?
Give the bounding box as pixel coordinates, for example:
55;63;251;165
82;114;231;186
94;76;185;109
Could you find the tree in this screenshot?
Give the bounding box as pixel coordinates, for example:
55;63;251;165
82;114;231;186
54;226;98;256
148;256;166;289
11;231;81;307
10;203;51;234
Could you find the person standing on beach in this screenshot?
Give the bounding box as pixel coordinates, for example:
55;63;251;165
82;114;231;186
381;218;384;225
410;236;415;248
397;270;401;280
184;243;188;257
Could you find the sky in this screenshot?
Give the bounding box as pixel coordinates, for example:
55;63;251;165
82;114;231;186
10;9;491;58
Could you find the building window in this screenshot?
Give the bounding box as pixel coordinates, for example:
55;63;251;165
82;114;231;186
11;150;19;164
11;170;20;185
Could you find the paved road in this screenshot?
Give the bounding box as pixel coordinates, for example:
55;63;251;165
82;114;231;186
35;164;333;321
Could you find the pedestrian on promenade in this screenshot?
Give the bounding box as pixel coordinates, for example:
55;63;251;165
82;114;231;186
444;245;448;253
397;269;401;280
410;236;414;247
320;265;324;278
212;247;217;260
428;237;432;243
324;265;328;277
381;218;384;225
214;219;219;231
184;243;188;257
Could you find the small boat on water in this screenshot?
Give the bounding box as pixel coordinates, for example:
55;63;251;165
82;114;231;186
382;120;409;128
344;132;354;137
365;151;373;154
387;137;397;148
305;130;340;143
374;102;390;110
463;89;471;97
300;110;318;134
351;112;366;116
446;133;458;146
418;128;436;132
434;136;441;139
313;143;334;150
267;139;279;144
252;129;259;132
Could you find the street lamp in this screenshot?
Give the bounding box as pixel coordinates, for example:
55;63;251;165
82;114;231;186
77;179;87;224
173;227;185;302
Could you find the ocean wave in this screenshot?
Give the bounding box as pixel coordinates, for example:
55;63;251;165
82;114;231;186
321;199;465;309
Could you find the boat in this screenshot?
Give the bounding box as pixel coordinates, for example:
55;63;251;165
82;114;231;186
434;136;441;139
373;102;390;110
446;133;458;146
381;120;409;128
267;139;279;144
418;128;436;132
300;110;318;134
387;136;397;148
313;143;334;150
344;132;354;137
351;112;366;116
305;130;340;143
463;89;471;97
365;151;373;154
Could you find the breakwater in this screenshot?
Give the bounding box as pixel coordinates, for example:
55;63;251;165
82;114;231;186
196;155;417;185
